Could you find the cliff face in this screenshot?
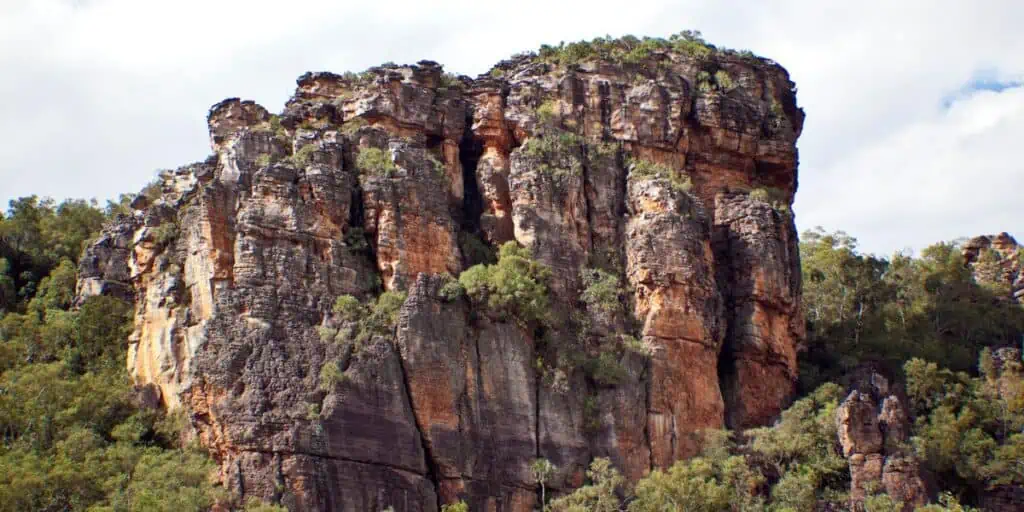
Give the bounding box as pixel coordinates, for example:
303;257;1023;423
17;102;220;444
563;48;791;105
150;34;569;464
78;41;804;511
964;232;1024;304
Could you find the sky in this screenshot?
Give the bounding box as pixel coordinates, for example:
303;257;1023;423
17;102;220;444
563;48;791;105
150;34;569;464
1;0;1021;256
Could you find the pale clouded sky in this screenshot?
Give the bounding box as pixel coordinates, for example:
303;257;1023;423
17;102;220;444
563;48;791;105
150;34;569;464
1;0;1021;255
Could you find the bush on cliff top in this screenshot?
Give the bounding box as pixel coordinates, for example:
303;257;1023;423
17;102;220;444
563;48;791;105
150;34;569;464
536;30;722;67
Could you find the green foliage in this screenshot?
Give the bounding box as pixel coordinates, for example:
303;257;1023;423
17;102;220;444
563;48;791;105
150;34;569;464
319;360;346;390
255;153;273;167
151;222;179;249
244;498;290;512
536;100;559;126
356;147;397;177
141;180;163;201
531;458;556;509
799;227;1024;391
333;295;363;323
438;73;464;92
548;458;623;512
290;144;318;166
438;273;465;302
326;291;408;346
749;187;790;214
713;69;734;90
904;351;1024;496
917;493;979;512
459;242;551;325
630;436;764;512
626;157;692;193
1;196;107;309
0;251;222;512
441;501;469;512
340;116;368;135
535;31;719;68
579;267;622;317
521;131;584;178
343;226;369;252
459;232;496;267
584;352;627;387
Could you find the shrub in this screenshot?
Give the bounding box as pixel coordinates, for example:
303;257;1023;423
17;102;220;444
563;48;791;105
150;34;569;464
749;187;790;214
621;334;657;357
325;291;407;346
141;179;163;201
254;154;273;167
440;502;469;512
343;227;369;252
459;232;496;266
548;458;622;512
340;117;368;135
714;69;734;90
669;30;714;59
151;222;179;249
521;131;584;178
333;295;362;322
459;242;551;325
291;144;318;166
536;100;559;126
695;70;714;93
627;157;692;193
585;352;627;387
356;147;397;177
319;360;346;390
438;273;465;302
531;458;557;508
317;325;339;343
580;267;622;316
427;154;446;180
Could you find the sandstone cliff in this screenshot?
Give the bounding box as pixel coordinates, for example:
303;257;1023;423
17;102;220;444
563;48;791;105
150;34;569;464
78;36;804;511
964;232;1024;304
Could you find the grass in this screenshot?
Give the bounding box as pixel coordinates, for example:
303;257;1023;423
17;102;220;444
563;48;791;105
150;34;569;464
627;157;692;193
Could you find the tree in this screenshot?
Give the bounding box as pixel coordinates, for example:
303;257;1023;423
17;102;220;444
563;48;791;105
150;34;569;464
531;458;556;509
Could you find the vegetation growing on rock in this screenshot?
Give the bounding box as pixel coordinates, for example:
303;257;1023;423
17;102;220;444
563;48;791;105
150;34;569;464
459;241;552;325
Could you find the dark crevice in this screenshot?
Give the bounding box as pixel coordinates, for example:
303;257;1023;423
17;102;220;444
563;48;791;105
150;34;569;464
458;108;485;234
713;226;741;430
393;342;443;511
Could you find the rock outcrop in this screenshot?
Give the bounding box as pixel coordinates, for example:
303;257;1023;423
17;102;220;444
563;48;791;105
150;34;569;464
78;37;804;511
836;372;929;511
963;232;1024;304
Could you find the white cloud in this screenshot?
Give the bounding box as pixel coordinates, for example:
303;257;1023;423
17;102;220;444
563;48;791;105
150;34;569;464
1;0;1021;254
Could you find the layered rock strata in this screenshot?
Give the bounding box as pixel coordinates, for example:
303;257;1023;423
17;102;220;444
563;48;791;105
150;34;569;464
79;44;804;511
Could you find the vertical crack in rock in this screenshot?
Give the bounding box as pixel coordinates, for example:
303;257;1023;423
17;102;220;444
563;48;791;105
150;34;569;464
395;335;444;512
77;44;804;512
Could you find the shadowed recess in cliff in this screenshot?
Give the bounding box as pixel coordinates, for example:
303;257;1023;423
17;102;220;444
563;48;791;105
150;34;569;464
76;33;804;512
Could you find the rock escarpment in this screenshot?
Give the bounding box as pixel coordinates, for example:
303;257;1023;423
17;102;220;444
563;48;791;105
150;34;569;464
836;372;928;511
964;232;1024;304
78;38;804;511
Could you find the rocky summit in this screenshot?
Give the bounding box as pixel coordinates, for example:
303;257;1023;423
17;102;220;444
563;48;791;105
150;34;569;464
77;36;805;511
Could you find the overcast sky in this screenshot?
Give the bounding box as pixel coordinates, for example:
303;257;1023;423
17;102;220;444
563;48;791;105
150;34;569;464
1;0;1021;255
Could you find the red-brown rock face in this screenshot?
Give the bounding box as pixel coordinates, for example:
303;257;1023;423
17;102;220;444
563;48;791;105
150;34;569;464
78;42;805;511
836;372;928;511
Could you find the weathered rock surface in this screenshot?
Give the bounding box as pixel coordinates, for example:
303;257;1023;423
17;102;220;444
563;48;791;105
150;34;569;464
964;232;1024;304
836;372;929;511
78;41;804;511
